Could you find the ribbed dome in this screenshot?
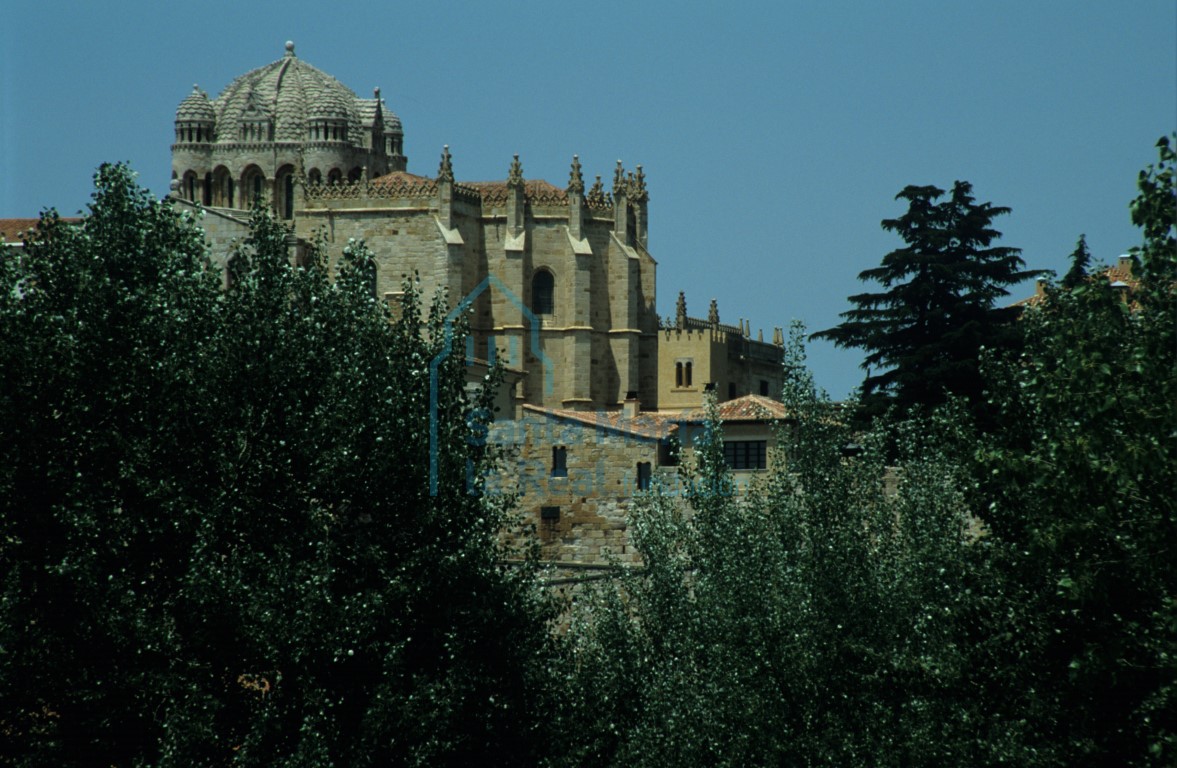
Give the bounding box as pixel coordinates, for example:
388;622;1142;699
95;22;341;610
213;42;365;143
175;85;215;122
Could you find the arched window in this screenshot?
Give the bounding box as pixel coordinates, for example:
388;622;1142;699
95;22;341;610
203;173;213;206
283;174;294;219
348;166;363;183
275;165;295;220
307;168;322;185
182;171;198;202
212;166;233;208
327;168;342;185
532;270;554;316
241;166;266;207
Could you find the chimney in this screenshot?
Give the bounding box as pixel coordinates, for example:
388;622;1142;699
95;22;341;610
623;390;640;419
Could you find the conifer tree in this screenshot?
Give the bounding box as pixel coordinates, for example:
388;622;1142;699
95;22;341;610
1061;233;1092;288
813;181;1042;418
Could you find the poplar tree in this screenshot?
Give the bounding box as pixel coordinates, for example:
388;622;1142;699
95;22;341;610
0;165;555;768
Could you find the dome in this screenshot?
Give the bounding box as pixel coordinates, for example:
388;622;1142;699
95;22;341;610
213;42;367;143
175;85;215;122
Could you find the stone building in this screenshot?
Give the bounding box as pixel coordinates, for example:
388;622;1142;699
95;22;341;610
166;43;792;563
169;42;785;416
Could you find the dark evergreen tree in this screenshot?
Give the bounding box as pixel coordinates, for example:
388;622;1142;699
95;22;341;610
1061;233;1092;288
813;181;1042;418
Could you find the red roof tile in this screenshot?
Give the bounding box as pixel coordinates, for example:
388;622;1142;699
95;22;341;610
521;405;677;440
0;217;81;244
672;394;791;423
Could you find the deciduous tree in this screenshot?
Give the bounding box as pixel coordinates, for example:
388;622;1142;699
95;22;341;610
0;165;555;767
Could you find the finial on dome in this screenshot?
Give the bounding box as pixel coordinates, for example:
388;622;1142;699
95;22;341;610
192;83;200;92
374;86;381;98
285;41;295;57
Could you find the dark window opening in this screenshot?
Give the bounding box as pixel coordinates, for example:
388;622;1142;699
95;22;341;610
532;270;555;316
283;174;294;219
551;446;567;478
728;382;737;400
540;505;560;521
723;440;767;470
760;379;770;396
636;462;652;491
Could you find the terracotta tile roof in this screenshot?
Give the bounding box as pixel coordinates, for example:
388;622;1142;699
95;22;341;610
520;395;792;436
521;404;677;441
671;394;792;423
463;179;568;206
1013;257;1142;307
0;217;81;244
369;170;432;184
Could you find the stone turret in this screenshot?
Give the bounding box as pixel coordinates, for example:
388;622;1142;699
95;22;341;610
567;155;585;239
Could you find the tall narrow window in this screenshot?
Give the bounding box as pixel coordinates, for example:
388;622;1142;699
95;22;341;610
760;379;770;396
728;382;737;400
636;462;652;491
551;446;568;478
283;174;294;219
532;270;555;316
685;361;693;387
675;362;684;388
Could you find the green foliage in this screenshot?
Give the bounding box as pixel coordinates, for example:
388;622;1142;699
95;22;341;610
978;135;1177;766
0;165;555;767
556;324;1000;766
813;181;1043;420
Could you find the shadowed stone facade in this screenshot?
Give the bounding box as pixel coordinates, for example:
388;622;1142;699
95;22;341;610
167;44;792;564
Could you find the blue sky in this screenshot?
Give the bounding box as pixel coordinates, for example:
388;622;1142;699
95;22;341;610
3;1;1173;398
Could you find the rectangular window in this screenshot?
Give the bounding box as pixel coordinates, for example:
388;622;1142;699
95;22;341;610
540;505;560;521
723;440;767;470
685;361;693;387
760;379;770;396
551;446;568;478
728;382;737;400
636;462;652;491
675;362;683;388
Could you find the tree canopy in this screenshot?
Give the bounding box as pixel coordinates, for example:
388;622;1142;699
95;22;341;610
813;180;1042;419
0;165;555;767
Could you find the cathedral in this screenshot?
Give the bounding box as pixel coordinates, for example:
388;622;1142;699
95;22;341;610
169;42;790;563
170;42;785;416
